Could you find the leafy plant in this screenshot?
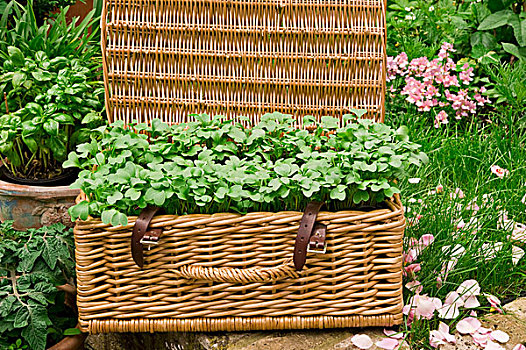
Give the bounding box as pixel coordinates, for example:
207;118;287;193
0;222;76;350
1;0;77;25
474;0;526;61
0;1;100;61
65;112;428;227
483;60;526;110
0;48;104;179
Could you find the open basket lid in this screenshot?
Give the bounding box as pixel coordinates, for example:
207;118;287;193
101;0;387;126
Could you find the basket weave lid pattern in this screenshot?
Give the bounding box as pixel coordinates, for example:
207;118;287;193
101;0;387;125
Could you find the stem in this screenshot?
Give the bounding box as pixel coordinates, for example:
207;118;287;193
8;269;28;307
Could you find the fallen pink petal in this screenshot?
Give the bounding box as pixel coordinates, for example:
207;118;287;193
490;330;510;343
383;329;404;339
376;338;400;350
485;339;505;350
473;331;489;347
351;334;373;349
456;317;481;334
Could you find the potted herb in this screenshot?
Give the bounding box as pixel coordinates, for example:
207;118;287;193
0;4;103;230
65;113;428;225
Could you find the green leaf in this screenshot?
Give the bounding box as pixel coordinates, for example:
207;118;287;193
62;152;80;168
321;116;339;129
477;10;513;30
502;42;526;60
111;211;128;227
14;307;29;328
107;192;124;205
42;236;60;270
275;163;291;177
353;190;370;204
18;250;41;272
509;16;526;47
31;69;53;81
54;113;75;124
470;32;498;51
46;137;66;160
8;46;24;65
395;126;409;141
12;72;26;87
21;305;48;350
145;188;166;206
25;102;43;116
384;186;401;198
22;136;38;153
101;210;117;224
69;200;90;221
125;188;141;201
64;328;82;336
81;112;102;124
330;185;346;201
43;119;59;136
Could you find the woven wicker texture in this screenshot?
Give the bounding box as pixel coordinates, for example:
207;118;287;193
101;0;387;125
75;196;405;333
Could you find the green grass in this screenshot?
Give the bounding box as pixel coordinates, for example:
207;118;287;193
385;110;526;348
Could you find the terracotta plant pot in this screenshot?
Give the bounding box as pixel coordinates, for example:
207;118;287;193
0;179;80;231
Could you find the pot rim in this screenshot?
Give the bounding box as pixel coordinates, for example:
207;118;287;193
0;179;80;198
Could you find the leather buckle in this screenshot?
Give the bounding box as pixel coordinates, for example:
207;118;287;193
307;223;327;254
140;228;163;249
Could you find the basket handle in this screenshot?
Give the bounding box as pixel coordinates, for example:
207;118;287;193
173;259;299;283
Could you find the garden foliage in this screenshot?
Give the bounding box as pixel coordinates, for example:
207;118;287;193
0;223;76;350
0;48;104;179
65;113;427;226
0;1;104;179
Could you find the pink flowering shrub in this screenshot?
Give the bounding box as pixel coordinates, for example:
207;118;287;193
387;43;490;128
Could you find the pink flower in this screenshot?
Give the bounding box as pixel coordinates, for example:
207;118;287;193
437;291;462;319
404;263;421;278
404;248;418;264
484;293;503;314
419;234;435;247
513;345;526;350
450;187;465;199
406;280;423;294
491;165;510;178
434;110;449;128
459;64;474;84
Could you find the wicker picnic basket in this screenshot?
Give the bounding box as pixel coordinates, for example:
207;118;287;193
75;195;405;333
74;0;401;334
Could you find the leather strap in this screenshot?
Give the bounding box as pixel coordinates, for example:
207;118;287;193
293;201;324;271
132;206;161;268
